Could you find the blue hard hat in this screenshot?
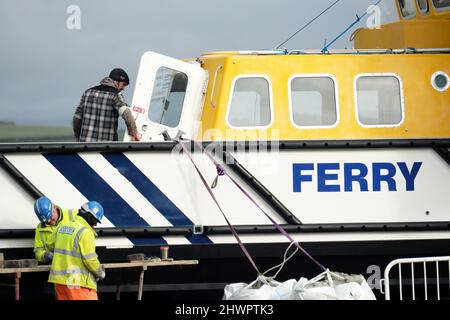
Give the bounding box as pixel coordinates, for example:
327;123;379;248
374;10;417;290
34;196;53;223
81;201;104;223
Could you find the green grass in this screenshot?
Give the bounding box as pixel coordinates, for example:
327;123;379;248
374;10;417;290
0;124;126;142
0;124;74;142
0;124;73;137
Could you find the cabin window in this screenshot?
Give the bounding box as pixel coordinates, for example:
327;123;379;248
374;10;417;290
398;0;417;18
417;0;429;12
227;76;272;128
289;76;338;128
355;75;404;127
148;67;188;128
432;0;450;9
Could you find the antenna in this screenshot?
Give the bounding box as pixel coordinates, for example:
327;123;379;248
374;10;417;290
321;0;383;53
275;0;341;49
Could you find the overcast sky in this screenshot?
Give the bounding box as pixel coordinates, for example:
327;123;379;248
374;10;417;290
0;0;377;126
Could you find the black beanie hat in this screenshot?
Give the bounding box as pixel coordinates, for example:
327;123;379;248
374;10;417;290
109;68;130;85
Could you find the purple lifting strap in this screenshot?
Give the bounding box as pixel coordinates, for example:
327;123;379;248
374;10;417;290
177;141;261;275
190;139;326;272
211;164;226;189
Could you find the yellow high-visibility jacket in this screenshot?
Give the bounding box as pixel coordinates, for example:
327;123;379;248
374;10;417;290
33;207;77;263
47;215;102;290
34;223;55;263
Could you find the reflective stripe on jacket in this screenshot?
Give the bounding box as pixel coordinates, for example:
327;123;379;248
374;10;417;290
34;208;77;263
48;215;102;290
34;223;54;263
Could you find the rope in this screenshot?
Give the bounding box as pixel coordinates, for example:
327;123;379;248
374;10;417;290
262;241;299;279
188;139;327;272
276;0;341;49
322;0;383;52
176;140;261;275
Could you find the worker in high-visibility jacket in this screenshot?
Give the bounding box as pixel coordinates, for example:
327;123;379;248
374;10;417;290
33;196;77;263
47;201;105;300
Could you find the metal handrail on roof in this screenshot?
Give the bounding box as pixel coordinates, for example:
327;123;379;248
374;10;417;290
201;50;287;56
289;48;450;55
201;48;450;57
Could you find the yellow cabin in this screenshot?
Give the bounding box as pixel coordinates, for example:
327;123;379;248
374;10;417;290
196;51;449;141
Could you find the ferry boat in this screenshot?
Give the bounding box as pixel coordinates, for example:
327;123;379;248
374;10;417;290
0;0;449;299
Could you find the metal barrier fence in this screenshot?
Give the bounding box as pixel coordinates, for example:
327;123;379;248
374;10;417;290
382;256;450;300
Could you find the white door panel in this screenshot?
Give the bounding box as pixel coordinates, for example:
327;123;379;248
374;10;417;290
128;51;208;142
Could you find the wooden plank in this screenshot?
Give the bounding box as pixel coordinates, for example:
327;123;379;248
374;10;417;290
0;265;50;274
0;260;198;274
3;259;37;269
103;260;198;269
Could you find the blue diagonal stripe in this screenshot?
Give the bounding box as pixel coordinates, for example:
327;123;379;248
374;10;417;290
102;152;212;244
44;153;166;245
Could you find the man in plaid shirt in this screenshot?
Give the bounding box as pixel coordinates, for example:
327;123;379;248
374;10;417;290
73;68;142;142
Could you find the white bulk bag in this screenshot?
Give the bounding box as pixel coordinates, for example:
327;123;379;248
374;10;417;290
295;270;376;300
223;276;298;300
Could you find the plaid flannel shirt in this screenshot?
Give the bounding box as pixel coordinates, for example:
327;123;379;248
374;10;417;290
74;77;129;142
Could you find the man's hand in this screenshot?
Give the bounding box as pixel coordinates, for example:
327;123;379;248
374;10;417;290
96;265;106;281
130;133;142;141
96;270;106;282
42;251;53;264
